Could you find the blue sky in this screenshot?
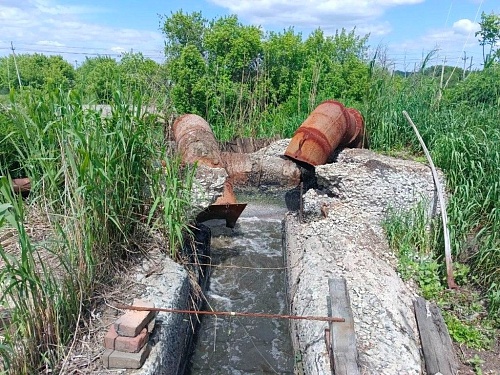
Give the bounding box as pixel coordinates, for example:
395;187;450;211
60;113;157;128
1;0;499;71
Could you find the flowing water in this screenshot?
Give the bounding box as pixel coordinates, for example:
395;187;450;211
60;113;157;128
187;197;294;374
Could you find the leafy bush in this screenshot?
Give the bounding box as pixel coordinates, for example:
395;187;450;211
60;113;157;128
443;65;500;106
0;54;75;92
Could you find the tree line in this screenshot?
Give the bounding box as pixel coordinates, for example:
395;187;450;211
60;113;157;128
0;10;499;138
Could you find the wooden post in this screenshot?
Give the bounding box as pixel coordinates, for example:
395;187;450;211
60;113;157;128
413;297;458;375
328;278;360;375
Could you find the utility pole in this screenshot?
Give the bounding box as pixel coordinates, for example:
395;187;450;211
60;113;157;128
439;57;447;90
462;52;468;79
6;53;11;90
10;41;22;89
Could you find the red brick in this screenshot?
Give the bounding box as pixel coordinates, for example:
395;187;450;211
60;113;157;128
104;324;118;350
102;344;151;369
104;324;149;353
114;299;156;337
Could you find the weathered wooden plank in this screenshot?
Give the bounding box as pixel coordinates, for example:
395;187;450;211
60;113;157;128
328;278;360;375
413;297;458;375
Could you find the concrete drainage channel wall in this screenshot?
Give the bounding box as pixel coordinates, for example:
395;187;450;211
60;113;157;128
124;140;442;375
118;102;442;374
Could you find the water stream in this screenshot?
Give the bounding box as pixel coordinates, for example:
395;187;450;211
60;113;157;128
186;196;294;374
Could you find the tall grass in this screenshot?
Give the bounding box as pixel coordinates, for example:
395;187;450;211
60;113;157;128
0;87;195;372
383;201;443;299
365;68;500;316
148;152;196;258
0;177;81;372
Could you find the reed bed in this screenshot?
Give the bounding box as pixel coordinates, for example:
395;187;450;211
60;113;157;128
0;88;194;373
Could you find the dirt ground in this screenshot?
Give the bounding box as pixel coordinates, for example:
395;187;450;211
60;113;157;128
454;339;500;375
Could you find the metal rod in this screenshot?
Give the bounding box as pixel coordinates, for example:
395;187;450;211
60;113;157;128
402;110;457;289
299;181;304;223
114;303;345;323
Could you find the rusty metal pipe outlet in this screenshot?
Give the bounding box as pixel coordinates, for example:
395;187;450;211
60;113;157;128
173;114;246;228
284;100;366;168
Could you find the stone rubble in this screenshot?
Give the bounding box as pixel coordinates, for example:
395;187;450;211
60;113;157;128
284;147;443;374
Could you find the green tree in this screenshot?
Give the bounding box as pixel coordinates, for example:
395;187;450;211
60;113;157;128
119;52;166;100
168;44;207;115
205;15;263;81
76;56;119;103
476;11;500;67
0;54;75;92
263;28;305;105
160;10;207;58
290;28;370;113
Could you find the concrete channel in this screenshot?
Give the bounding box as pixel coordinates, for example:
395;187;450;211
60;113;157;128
118;103;441;374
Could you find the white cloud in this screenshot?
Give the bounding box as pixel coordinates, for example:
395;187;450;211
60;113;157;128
37;40;65;47
209;0;424;34
452;19;480;36
111;46;127;54
0;1;164;62
31;0;101;15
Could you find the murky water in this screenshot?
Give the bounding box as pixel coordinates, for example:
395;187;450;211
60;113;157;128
186;199;294;374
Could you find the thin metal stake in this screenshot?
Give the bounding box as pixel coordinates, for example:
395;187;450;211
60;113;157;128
299;181;304;223
402;110;457;289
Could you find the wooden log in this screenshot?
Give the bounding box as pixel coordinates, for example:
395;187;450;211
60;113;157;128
328;278;360;375
413;297;458;375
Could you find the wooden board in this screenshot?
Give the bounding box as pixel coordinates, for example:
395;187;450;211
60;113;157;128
413;297;458;375
328;278;360;375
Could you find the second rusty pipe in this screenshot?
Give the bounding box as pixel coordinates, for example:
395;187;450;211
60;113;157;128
173;114;224;168
284;100;365;167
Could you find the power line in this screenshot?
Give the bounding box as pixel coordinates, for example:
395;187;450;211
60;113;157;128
0;42;165;61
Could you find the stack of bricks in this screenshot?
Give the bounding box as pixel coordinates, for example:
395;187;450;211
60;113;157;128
102;299;157;369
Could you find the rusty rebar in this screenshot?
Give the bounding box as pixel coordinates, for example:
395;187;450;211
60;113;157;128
114;303;345;323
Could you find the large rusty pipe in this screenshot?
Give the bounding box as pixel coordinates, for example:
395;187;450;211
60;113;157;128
221;152;301;187
284;100;365;167
172;114;246;228
173;114;223;168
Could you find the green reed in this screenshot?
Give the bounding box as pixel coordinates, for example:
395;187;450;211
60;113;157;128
0;86;195;372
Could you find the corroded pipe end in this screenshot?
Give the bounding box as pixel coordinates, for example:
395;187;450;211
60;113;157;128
197;179;247;228
172;114;223;168
284;100;349;167
284;101;366;168
343;107;365;148
214;180;237;205
195;203;247;229
12;178;31;194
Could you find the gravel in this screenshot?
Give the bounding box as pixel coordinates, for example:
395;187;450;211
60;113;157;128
283;147;443;374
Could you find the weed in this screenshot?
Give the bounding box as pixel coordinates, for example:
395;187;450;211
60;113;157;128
443;311;491;350
467;354;484;375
